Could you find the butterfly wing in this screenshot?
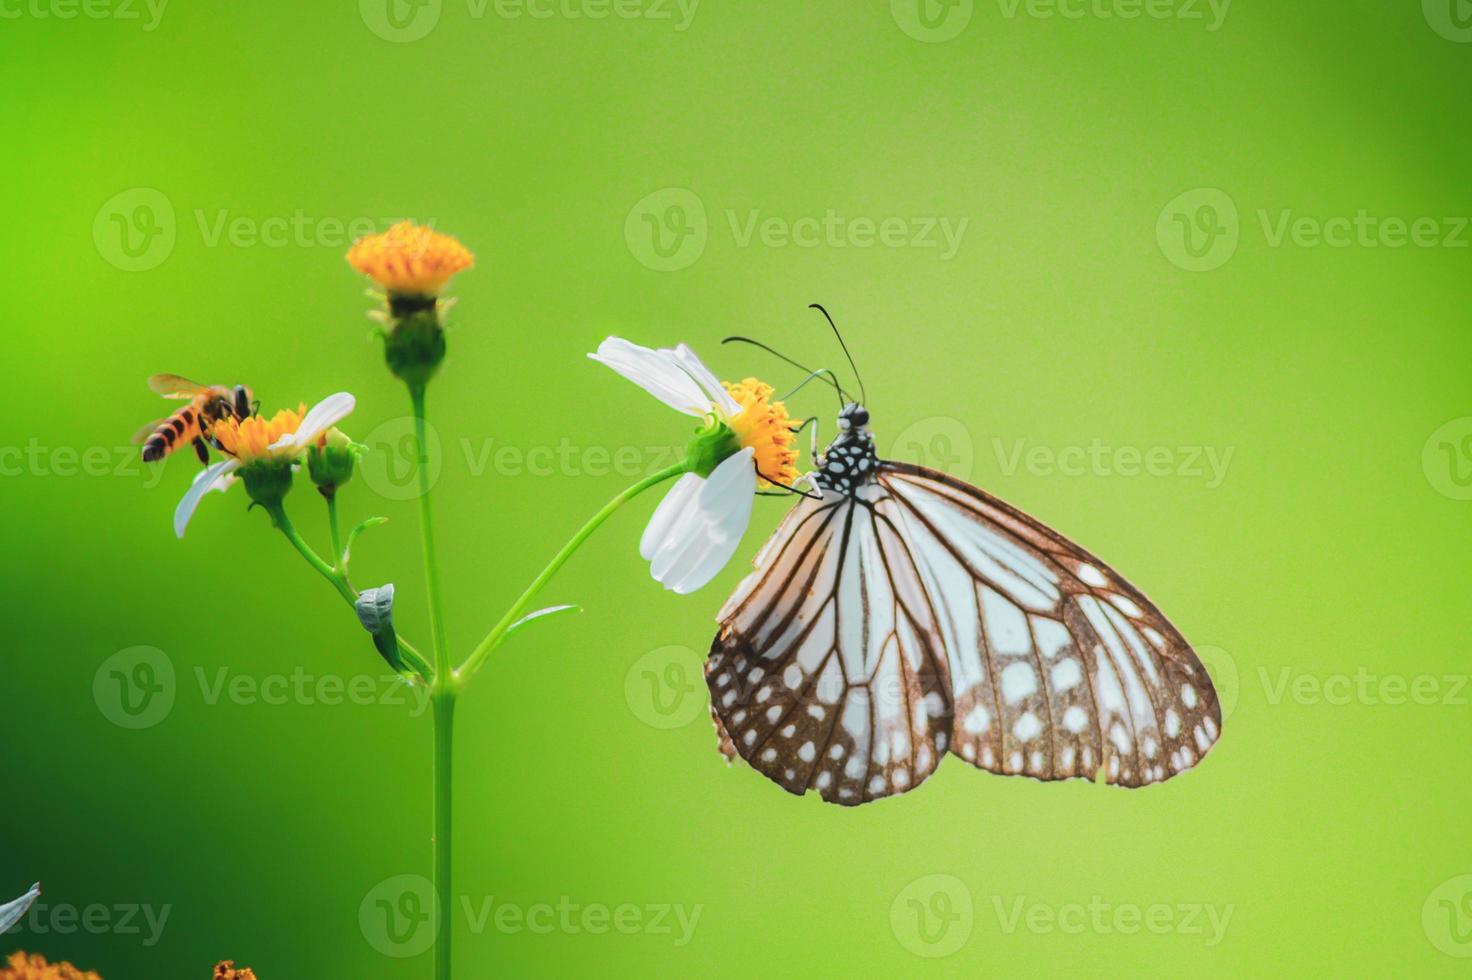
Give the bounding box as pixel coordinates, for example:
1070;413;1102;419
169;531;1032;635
706;484;955;806
877;461;1221;787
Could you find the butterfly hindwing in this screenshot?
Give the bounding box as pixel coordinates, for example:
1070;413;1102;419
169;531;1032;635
706;486;954;806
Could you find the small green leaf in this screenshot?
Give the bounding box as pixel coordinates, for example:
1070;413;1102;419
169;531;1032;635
343;517;388;564
0;882;40;933
507;604;582;639
355;585;402;672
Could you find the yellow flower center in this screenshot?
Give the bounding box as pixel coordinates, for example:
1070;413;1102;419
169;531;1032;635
723;378;800;490
212;405;306;462
346;221;474;296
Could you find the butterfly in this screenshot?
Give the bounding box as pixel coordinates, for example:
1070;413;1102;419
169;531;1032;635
705;307;1222;806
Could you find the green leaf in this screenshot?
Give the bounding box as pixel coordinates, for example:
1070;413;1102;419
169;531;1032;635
355;585;402;673
0;882;40;934
507;604;582;640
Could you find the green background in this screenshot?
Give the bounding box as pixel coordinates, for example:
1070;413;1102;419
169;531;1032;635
2;0;1470;975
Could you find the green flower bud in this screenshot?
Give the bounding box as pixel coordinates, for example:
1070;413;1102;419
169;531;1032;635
382;300;447;387
307;427;363;498
239;458;295;510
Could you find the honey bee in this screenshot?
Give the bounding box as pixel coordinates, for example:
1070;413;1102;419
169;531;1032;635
133;374;255;465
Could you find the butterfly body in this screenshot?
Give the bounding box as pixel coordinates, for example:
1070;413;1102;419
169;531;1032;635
707;401;1222;806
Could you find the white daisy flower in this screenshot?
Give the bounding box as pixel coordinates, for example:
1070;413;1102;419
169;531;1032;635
590;338;799;594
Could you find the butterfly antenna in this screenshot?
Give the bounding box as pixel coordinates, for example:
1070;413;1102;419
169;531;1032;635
722;336;850;406
808;304;867;408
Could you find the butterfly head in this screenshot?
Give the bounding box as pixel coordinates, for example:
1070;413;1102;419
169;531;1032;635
836;402;870;432
815;403;878;495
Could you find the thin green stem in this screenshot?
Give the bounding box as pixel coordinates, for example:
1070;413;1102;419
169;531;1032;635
325;491;344;569
432;691;454;980
268;502;433;682
409;384;452;685
458;460;691;681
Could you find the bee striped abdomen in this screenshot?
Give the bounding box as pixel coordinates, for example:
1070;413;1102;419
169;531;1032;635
142;406;201;462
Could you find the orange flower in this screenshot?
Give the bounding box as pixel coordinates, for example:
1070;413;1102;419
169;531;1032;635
213;962;258;980
346;221;474;296
0;951;102;980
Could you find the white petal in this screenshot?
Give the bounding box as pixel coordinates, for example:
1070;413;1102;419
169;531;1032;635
668;343;741;417
640;472;703;561
589;337;710;417
174;459;240;538
650;449;755;594
271;392;356;453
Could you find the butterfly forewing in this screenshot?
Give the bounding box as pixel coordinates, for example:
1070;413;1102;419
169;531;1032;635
707;486;955;806
707;453;1221;804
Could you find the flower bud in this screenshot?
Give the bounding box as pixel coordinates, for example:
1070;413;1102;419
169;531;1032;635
307;427;363;498
239;458;295;510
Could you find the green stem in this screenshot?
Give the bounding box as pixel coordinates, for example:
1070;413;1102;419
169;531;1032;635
432;691;454;980
458;461;691;681
409;384;452;683
325;491;344;569
268;502;433;682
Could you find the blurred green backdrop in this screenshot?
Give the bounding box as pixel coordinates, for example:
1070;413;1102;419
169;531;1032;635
1;0;1469;976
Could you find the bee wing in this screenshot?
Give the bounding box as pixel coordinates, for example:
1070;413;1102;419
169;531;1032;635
148;373;211;399
132;418;168;444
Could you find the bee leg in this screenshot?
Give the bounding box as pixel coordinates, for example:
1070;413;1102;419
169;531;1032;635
232;385;252;420
192;437;210;465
